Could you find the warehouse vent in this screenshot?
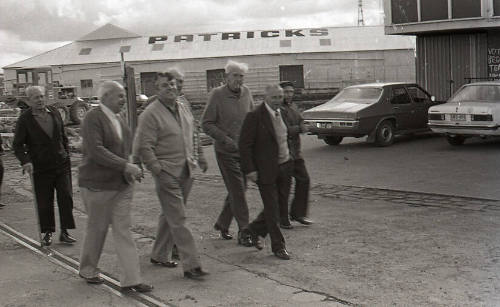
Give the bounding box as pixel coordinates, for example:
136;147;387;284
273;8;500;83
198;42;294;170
320;39;331;46
280;40;291;47
79;48;92;55
152;44;164;51
120;45;131;53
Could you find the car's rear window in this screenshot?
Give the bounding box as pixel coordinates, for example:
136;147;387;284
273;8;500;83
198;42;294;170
329;87;382;104
450;85;500;103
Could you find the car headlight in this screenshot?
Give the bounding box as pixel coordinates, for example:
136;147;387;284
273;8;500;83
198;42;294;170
429;113;445;120
471;114;493;121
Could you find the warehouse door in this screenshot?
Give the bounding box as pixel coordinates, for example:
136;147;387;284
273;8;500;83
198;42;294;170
140;72;157;96
207;69;225;92
279;65;304;88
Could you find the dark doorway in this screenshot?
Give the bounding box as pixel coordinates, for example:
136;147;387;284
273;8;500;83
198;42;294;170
279;65;304;88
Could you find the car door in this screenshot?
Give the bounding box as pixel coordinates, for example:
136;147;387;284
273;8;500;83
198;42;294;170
406;85;433;129
389;86;415;131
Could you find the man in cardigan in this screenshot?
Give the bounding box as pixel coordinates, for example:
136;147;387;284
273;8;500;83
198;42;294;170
201;60;254;246
278;81;313;227
78;81;152;292
13;86;76;246
239;84;294;260
134;71;209;280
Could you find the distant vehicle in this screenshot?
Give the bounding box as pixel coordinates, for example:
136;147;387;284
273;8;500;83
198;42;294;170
136;94;148;106
87;96;101;108
428;82;500;145
302;82;442;146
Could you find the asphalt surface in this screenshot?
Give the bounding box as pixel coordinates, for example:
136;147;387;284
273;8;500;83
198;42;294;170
0;133;499;306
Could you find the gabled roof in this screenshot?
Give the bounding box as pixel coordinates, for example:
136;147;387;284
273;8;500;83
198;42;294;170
4;25;415;69
77;23;140;41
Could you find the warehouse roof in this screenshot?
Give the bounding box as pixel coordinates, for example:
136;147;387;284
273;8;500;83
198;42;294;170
4;24;415;69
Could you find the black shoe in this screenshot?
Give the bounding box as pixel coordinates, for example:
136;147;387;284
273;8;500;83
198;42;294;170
121;283;153;293
0;203;5;208
214;223;233;240
237;231;253;247
171;245;180;260
252;235;263;250
42;232;52;246
274;249;290;260
291;216;313;225
184;267;209;280
59;230;76;244
79;273;104;284
150;258;178;268
280;222;293;229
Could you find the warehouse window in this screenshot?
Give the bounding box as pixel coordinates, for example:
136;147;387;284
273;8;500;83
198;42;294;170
206;69;225;92
79;48;92;55
280;40;291;47
494;0;500;16
279;65;304;88
421;0;448;21
319;39;331;46
391;0;418;23
152;44;164;51
81;79;93;89
119;45;131;53
452;0;481;19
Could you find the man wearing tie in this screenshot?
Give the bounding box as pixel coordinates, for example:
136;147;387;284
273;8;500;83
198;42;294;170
239;84;293;260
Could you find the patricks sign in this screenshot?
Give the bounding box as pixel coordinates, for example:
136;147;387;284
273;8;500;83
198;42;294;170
148;28;329;44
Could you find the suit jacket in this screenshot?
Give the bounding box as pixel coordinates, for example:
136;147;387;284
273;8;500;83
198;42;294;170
239;103;290;184
13;106;69;173
280;103;306;160
78;108;132;191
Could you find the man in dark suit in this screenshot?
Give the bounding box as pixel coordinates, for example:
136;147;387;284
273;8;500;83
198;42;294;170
239;84;293;260
13;86;76;246
279;81;313;227
78;81;152;292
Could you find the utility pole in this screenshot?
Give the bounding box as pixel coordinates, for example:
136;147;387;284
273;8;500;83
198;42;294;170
358;0;365;26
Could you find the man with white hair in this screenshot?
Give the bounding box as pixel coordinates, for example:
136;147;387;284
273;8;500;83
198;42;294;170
13;85;76;246
78;81;153;292
201;60;254;247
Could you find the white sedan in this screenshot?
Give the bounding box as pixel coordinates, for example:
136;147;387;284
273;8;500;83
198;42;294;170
428;82;500;145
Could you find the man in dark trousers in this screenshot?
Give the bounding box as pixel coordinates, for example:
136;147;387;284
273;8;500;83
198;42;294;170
239;84;293;260
278;81;313;228
13;86;76;246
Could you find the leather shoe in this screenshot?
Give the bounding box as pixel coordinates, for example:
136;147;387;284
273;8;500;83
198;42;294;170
59;230;76;244
42;232;52;246
121;283;153;293
291;216;313;225
237;231;253;247
79;273;104;284
150;258;178;268
184;267;209;280
274;249;290;260
214;223;233;240
280;222;293;229
0;203;5;208
252;235;263;250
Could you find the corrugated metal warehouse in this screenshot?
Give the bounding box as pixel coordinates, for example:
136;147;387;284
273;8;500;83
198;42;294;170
3;24;416;105
385;0;500;101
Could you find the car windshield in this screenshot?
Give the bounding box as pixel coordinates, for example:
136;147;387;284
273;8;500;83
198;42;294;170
329;87;382;104
450;84;500;103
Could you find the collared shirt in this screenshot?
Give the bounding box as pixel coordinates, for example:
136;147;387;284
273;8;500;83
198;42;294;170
100;103;122;140
33;107;54;138
264;103;290;164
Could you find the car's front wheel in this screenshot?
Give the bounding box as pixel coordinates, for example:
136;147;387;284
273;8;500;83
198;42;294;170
374;120;394;147
446;135;465;146
324;136;343;146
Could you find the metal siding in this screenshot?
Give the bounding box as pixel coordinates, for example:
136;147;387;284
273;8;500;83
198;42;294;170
450;34;471;94
423;35;451;101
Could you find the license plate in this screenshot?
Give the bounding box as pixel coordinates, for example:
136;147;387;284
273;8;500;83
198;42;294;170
316;122;332;128
450;114;466;121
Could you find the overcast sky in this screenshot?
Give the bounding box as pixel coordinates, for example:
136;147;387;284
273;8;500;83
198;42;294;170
0;0;384;72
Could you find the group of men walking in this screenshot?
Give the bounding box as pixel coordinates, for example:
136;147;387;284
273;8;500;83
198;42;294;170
11;59;313;292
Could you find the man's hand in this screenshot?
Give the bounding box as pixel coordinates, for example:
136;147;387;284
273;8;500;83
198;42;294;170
223;137;238;153
124;163;142;181
22;163;33;175
199;159;208;173
246;171;258;183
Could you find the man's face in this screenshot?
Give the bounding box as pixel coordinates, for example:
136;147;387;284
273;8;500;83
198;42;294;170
102;85;126;114
226;68;244;91
156;76;178;102
265;87;284;111
27;88;47;111
282;86;295;104
175;78;184;93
